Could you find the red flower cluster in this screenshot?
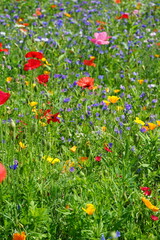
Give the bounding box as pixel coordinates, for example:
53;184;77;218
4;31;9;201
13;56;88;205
24;51;44;71
0;91;10;105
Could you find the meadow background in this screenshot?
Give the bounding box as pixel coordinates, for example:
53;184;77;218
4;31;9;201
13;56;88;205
0;0;159;239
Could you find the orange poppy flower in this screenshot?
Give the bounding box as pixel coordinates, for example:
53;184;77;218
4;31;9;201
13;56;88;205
12;232;26;240
76;77;94;90
51;4;57;8
113;0;121;3
36;10;42;16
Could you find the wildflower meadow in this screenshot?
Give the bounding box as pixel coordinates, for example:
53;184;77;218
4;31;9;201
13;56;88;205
0;0;160;239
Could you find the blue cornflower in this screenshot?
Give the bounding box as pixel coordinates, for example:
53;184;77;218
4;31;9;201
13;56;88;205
63;98;71;103
9;160;18;170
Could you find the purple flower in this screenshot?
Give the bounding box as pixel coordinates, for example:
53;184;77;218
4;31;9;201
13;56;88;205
63;98;71;103
152;99;157;103
70;167;75;172
140;92;146;98
115;231;121;238
125;103;132;111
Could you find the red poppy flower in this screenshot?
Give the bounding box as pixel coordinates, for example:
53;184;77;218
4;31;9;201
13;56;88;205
140;187;151;196
95;156;102;162
116;13;129;19
83;59;96;67
150;215;159;221
0;49;9;53
114;0;121;3
104;147;112;152
0;43;9;53
25;51;44;59
24;59;42;71
0;91;10;105
37;74;49;86
46;112;60;124
76;77;94;90
0;163;7;183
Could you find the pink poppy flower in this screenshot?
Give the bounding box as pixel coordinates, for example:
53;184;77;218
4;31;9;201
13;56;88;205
150;215;159;221
95;156;102;162
90;32;111;45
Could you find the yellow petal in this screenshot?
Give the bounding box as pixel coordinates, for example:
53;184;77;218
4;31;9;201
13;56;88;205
134;117;145;125
70;146;77;152
29;102;38;107
141;197;159;212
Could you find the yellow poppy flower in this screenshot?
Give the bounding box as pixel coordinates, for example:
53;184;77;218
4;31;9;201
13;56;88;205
70;146;77;152
114;89;120;93
19;141;26;149
29;102;38;107
101;126;107;131
134;117;145;125
82;204;96;215
64;13;71;18
108;96;120;103
138;79;144;84
141;197;159;212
